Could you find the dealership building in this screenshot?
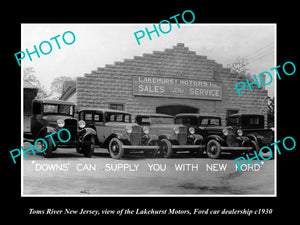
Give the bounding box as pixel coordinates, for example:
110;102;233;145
60;43;268;127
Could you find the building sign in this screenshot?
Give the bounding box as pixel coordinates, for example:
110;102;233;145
132;76;222;100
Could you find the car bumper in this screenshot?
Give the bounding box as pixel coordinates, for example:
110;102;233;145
56;140;92;146
122;145;160;150
221;146;253;151
172;144;205;149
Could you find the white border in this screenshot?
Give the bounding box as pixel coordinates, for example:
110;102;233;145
21;23;277;197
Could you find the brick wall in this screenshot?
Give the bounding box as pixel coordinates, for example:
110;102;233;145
76;43;268;127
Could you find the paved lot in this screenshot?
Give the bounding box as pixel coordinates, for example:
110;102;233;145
22;146;275;196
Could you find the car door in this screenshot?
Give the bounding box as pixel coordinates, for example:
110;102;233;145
93;111;106;143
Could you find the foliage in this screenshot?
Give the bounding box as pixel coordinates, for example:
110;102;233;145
50;76;76;95
226;57;253;81
23;67;49;99
267;96;274;128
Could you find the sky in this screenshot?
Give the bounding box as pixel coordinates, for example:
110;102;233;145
21;23;276;97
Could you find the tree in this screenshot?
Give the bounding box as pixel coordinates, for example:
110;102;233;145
23;67;49;99
267;96;275;128
226;57;253;81
227;57;248;75
50;76;75;95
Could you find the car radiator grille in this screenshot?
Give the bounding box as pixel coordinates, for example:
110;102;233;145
226;128;237;146
177;126;187;145
129;126;141;145
62;119;77;141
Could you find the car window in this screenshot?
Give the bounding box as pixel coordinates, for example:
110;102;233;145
116;114;123;122
241;116;264;128
151;117;174;125
201;118;209;125
44;104;58;113
210;118;221;126
175;117;183;124
200;117;221;126
124;115;131;123
94;113;103;122
227;116;239;126
85;112;93;121
249;117;260;125
135;116;149;125
43;104;74;116
175;117;198;126
106;112;131;123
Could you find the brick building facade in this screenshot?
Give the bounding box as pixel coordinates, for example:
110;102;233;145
62;43;268;127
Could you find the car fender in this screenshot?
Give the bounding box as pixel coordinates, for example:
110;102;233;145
148;134;159;141
158;134;173;141
36;126;56;138
205;134;225;144
192;134;204;144
102;133;128;148
146;134;159;144
80;127;96;141
246;134;263;147
158;134;178;145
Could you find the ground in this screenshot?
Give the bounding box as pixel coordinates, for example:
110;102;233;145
22;146;275;196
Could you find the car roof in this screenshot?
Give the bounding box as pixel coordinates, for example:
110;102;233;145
228;113;264;117
175;113;220;118
33;99;75;105
136;113;174;118
79;107;131;114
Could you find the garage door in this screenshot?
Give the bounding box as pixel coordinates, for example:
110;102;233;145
156;105;199;116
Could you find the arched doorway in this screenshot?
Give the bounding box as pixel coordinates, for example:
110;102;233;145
156;105;199;116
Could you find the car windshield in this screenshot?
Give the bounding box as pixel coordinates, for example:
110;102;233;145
43;104;74;116
227;116;239;127
175;117;198;126
150;116;174;125
241;115;264;128
106;112;131;123
200;117;221;126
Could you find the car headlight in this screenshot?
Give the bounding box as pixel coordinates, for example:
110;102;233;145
126;125;132;134
222;128;229;136
174;126;180;135
143;126;150;134
78;120;86;129
57;119;65;128
189;127;195;134
237;129;243;136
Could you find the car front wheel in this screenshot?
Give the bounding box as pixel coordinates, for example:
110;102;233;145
190;140;205;158
146;140;159;158
108;138;125;159
206;139;222;159
160;139;173;158
82;135;95;157
35;136;54;158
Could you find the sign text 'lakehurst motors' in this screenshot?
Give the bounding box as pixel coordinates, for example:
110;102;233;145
132;76;222;100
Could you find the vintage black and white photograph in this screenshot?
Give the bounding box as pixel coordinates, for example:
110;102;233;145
21;23;276;196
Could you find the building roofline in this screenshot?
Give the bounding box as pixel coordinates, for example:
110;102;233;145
78;107;131;114
175;113;221;118
136;113;174;118
33;99;75;105
228;113;264;117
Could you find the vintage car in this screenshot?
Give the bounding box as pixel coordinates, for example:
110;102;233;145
78;108;159;159
226;113;274;154
23;99;96;157
174;113;254;159
135;113;205;158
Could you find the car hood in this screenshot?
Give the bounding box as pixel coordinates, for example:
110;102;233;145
200;125;233;131
199;126;236;136
104;122;139;127
150;124;184;129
